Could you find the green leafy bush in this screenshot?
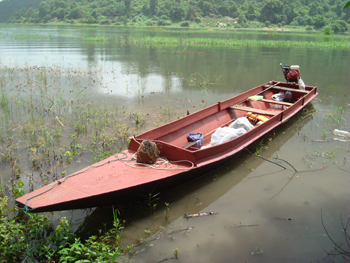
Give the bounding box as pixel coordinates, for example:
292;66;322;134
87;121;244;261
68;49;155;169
305;25;313;30
180;21;190;27
100;18;111;25
323;25;333;35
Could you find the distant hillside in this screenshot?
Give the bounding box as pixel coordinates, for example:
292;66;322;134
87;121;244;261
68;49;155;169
0;0;43;23
4;0;350;32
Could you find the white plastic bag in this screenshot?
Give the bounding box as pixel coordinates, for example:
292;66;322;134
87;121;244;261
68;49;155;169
218;127;246;144
272;91;285;101
229;117;254;131
298;77;305;90
210;127;247;146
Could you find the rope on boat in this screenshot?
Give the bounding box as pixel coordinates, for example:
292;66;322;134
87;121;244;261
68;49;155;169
23;152;134;212
125;155;194;170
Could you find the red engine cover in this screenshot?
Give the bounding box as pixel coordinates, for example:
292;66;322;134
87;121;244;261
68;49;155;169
286;69;299;80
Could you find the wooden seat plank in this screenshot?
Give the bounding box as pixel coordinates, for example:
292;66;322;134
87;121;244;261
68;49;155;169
260;99;293;106
273;86;309;94
230;105;278;116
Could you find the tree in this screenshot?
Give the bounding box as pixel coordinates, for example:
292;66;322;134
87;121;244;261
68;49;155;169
185;5;196;21
228;3;238;18
150;0;157;16
331;20;347;32
218;5;229;17
124;0;131;14
201;1;215;17
246;4;256;20
38;2;50;21
313;15;325;28
308;3;317;16
260;0;284;24
67;7;83;19
53;8;67;19
26;7;34;19
170;3;185;21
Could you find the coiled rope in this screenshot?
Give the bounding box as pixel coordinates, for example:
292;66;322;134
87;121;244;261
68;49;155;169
125;155;194;170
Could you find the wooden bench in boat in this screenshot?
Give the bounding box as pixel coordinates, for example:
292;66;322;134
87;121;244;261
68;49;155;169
230;105;279;116
262;83;309;94
272;86;309;94
254;98;293;106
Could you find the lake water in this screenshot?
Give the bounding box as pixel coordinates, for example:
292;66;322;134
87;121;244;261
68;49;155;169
1;25;350;262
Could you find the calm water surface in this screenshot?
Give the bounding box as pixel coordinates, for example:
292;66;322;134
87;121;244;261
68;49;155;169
1;25;350;262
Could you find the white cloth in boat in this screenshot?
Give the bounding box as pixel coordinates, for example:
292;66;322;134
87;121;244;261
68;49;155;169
203;117;254;148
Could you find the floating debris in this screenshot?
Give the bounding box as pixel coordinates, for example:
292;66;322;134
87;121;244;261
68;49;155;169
251;247;264;255
184;212;218;218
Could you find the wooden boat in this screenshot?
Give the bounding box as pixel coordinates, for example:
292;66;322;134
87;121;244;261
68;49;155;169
16;80;317;213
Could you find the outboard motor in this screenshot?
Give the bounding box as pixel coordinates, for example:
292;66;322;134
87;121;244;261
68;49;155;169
280;63;305;90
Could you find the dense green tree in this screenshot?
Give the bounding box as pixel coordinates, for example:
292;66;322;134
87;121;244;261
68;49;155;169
67;7;83;19
217;5;229;16
246;4;256;20
228;3;238;18
150;0;157;16
323;3;330;12
316;6;324;15
185;5;196;20
333;0;343;16
314;14;325;28
52;0;68;9
260;0;284;24
169;3;185;20
26;7;34;19
331;19;347;32
308;3;317;16
125;0;131;14
53;7;67;19
201;1;216;16
38;2;51;21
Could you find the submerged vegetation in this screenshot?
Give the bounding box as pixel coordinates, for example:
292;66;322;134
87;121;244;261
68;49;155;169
0;61;181;261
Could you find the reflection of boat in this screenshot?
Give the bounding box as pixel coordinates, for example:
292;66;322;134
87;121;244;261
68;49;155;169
16;80;317;212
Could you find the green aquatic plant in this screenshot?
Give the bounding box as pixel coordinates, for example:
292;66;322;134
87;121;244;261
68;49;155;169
324;104;345;125
114;36;350;49
322;129;328;140
164;202;173;222
82;36;109;42
173;247;179;259
147;192;160;211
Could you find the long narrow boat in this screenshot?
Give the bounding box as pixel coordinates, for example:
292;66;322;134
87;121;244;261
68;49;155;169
16;80;317;212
